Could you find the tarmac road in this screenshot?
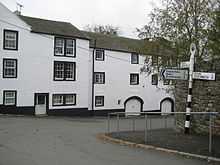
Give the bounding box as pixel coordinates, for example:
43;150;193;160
0;116;208;165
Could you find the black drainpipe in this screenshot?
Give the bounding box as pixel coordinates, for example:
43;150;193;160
91;39;96;115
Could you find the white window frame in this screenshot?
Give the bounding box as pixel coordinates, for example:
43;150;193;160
131;53;139;64
55;38;65;56
65;94;76;105
130;73;139;85
3;59;17;78
4;91;16;106
94;72;105;84
66;39;75;56
95;49;104;61
54;62;65;80
4;30;18;50
95;96;104;107
52;94;64;106
54;61;75;81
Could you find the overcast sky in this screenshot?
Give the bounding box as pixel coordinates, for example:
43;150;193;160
1;0;161;38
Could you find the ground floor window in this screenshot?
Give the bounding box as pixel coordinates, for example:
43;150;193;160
52;94;76;106
3;90;16;106
95;96;104;107
130;73;139;85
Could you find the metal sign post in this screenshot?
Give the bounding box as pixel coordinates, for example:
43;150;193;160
184;43;196;134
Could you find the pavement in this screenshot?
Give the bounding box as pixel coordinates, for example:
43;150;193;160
0;115;209;165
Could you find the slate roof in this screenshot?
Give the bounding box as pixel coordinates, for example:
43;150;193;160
19;15;89;40
83;31;146;54
83;31;175;57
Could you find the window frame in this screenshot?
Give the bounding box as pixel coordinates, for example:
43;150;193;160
95;96;104;107
130;73;139;85
152;74;158;85
3;90;17;106
94;72;105;84
3;58;18;79
131;53;139;64
52;94;76;106
95;49;105;61
54;37;76;57
53;61;76;81
3;29;18;51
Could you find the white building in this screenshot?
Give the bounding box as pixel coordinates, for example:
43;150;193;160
0;2;174;116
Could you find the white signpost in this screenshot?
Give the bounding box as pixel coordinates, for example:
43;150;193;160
193;72;216;81
162;69;189;80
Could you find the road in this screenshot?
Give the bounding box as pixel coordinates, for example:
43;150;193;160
0;116;207;165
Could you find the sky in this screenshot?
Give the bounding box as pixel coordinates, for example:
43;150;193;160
1;0;161;38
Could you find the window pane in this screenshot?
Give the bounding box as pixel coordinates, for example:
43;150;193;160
65;94;75;105
95;96;104;106
65;63;74;80
4;31;17;49
130;74;139;85
53;95;63;105
95;50;104;60
94;73;104;83
66;39;74;55
4;59;16;78
131;53;138;64
4;91;16;105
54;62;64;79
55;38;64;55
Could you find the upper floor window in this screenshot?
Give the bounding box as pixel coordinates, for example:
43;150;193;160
152;74;158;85
130;73;139;85
3;30;18;50
54;37;75;57
94;72;105;84
131;53;139;64
3;59;17;78
152;56;158;66
95;49;105;61
54;61;75;81
3;90;17;106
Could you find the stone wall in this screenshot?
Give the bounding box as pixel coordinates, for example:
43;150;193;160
174;59;220;135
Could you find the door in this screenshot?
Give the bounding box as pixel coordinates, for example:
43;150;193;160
161;99;173;115
125;98;142;115
35;93;48;115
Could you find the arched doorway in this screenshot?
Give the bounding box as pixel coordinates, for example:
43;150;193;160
124;96;144;114
160;98;174;114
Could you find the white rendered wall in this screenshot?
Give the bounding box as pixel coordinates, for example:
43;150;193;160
0;2;90;109
92;49;174;111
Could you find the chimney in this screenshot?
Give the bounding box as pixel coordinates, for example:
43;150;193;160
14;10;21;15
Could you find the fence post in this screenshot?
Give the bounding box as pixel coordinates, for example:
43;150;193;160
209;114;213;155
144;114;148;144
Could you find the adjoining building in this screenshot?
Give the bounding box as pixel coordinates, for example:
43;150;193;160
0;2;174;116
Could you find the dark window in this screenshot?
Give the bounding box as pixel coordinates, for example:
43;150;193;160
130;73;139;85
152;74;158;85
54;37;76;57
94;72;105;84
95;96;104;107
163;79;170;85
3;30;18;50
37;95;46;105
152;56;158;66
95;49;105;61
3;90;17;106
52;94;76;106
131;53;139;64
3;59;17;78
54;61;75;81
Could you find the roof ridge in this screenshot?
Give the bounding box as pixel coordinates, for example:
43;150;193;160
20;15;71;24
